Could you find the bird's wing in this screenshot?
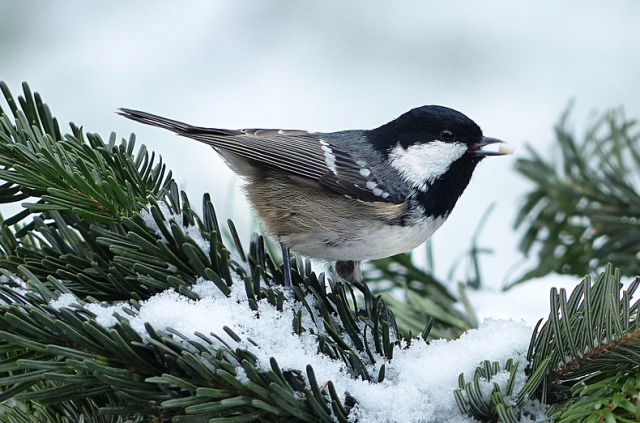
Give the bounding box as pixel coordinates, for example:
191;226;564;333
119;108;407;203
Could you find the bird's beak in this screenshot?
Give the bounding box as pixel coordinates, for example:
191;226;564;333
468;137;514;157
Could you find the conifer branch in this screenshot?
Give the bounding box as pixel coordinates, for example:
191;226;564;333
455;264;640;422
513;104;640;284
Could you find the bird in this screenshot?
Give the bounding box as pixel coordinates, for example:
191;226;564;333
118;105;512;288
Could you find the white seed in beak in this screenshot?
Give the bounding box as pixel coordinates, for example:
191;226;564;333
498;143;515;155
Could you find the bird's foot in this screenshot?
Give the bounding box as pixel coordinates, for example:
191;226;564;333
280;243;293;290
335;260;362;285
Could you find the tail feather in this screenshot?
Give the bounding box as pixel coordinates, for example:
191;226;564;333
117;108;239;136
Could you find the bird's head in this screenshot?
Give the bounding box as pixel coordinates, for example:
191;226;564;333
368;105;512;193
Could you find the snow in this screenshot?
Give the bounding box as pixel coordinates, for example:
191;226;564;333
42;202;555;422
139;203;211;256
42;198;630;422
347;319;532;422
48;275;547;422
47;199;623;422
467;273;640;327
467;274;581;326
49;292;79;309
85;303;131;328
0;275;29;304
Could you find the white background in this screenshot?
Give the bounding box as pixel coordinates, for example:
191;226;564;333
2;1;639;307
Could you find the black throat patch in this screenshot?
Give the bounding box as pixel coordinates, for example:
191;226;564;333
415;155;483;218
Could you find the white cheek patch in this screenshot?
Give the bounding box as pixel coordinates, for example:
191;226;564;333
388;141;467;191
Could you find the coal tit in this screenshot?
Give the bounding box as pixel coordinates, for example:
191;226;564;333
119;106;512;288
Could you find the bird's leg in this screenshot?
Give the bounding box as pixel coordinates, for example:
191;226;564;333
280;242;293;289
335;260;362;284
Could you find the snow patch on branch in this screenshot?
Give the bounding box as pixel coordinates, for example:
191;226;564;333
49;277;542;422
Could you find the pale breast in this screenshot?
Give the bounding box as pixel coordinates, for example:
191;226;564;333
245;171;446;262
283;215;447;262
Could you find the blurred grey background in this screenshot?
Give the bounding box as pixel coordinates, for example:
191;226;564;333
2;1;639;288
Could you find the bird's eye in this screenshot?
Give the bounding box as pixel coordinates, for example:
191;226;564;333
440;129;455;142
